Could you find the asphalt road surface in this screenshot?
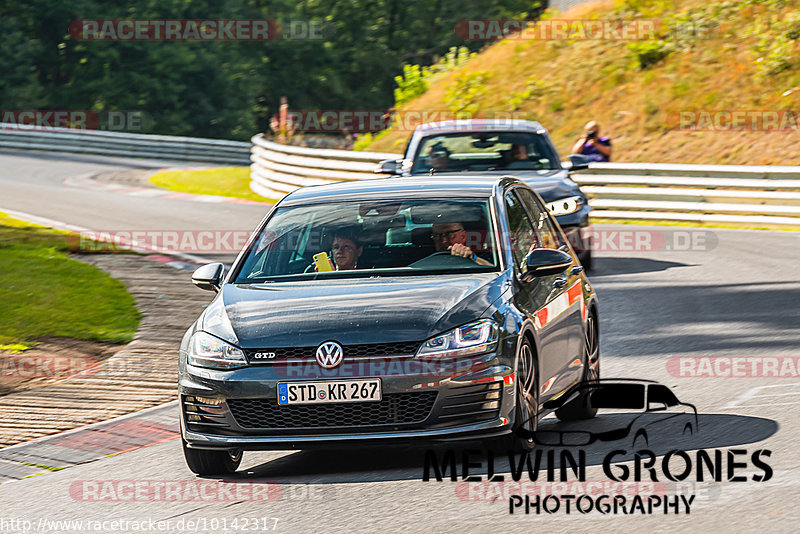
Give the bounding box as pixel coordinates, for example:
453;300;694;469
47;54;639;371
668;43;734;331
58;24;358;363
1;150;799;533
0;150;268;264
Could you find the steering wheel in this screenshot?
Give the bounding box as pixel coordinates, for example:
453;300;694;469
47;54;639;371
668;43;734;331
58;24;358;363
409;251;477;268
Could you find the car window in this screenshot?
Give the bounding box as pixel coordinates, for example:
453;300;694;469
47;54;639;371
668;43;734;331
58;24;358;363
411;132;559;174
515;188;569;252
503;191;538;269
234;199;499;282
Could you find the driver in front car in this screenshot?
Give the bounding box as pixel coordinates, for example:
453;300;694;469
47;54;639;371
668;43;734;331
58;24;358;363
430;222;491;266
428;144;451;172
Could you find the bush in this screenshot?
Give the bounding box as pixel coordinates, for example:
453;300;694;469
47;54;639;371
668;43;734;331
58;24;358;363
627;40;673;69
394;64;430;107
505;77;549;110
392;47;474;107
445;71;491;115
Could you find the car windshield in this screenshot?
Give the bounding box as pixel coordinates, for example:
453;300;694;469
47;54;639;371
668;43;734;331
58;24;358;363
411;131;560;174
234;199;500;282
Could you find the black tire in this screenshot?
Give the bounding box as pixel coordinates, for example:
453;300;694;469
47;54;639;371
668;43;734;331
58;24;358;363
579;250;593;271
556;310;599;421
182;439;242;476
499;339;538;452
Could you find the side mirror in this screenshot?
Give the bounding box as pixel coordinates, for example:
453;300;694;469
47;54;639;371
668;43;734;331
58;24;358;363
191;263;225;292
521;248;572;281
564;154;590;172
376;159;402;175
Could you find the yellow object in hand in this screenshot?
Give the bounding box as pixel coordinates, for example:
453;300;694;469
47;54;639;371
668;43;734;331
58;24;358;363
313;252;334;272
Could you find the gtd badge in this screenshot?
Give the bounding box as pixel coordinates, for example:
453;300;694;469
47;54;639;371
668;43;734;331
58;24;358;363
316;341;343;369
252;352;277;360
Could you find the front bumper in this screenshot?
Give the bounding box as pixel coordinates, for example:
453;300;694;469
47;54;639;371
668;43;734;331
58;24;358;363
182;418;513;450
179;351;517;450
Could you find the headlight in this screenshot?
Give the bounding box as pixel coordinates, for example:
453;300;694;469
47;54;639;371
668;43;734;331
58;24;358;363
187;332;247;370
417;319;499;358
547;195;585;216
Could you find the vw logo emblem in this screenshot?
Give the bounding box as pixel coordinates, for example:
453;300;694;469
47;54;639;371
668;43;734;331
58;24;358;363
316;341;343;369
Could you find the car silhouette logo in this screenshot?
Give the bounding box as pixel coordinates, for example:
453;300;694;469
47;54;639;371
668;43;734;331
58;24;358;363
316;341;344;369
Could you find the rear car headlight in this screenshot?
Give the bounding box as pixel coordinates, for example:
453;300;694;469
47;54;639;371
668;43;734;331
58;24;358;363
547;195;585;216
187;332;247;370
417;319;499;358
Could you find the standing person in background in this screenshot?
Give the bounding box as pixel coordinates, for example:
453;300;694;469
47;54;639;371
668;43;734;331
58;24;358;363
342;128;355;149
572;121;612;162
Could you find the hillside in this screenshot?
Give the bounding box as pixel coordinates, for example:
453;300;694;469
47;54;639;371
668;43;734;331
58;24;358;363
364;0;800;165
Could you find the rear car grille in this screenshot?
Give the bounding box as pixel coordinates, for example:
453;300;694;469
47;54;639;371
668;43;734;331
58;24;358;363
227;392;438;430
245;341;421;362
438;382;502;424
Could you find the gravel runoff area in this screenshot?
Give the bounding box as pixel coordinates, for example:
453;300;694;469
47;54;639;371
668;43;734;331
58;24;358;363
0;253;211;448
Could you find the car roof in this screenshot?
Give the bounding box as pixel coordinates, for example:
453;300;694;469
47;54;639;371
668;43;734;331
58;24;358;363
414;118;547;134
279;175;518;206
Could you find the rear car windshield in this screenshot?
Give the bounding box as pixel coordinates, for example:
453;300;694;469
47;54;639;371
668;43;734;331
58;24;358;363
234;199;499;282
411;131;560;174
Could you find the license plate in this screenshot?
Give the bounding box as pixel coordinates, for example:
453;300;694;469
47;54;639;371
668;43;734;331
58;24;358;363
277;379;382;405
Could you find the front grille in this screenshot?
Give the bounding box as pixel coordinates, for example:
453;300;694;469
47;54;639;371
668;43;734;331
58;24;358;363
438;382;502;423
227;392;437;430
245;341;421;362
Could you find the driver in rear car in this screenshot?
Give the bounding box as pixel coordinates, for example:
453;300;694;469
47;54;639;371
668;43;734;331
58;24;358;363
430;222;491;266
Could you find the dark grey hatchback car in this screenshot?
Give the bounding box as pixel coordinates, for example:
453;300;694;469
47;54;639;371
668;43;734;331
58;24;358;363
179;175;599;475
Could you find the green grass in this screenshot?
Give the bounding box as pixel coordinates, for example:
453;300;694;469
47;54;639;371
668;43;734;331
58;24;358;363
0;213;141;347
149;167;275;203
365;0;800;166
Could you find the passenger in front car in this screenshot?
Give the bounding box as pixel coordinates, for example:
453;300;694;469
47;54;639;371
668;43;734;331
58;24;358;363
308;228;364;272
430;222;492;266
330;230;363;271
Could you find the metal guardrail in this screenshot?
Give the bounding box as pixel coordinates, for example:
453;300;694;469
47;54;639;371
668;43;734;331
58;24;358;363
576;163;800;226
249;134;398;199
249;134;800;227
0;124;251;165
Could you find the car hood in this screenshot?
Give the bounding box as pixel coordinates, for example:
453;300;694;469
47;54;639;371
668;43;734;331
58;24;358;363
200;273;509;348
420;169;581;202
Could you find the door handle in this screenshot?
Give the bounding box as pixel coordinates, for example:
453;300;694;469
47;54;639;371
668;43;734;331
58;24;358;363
570;265;584;275
553;276;567;288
